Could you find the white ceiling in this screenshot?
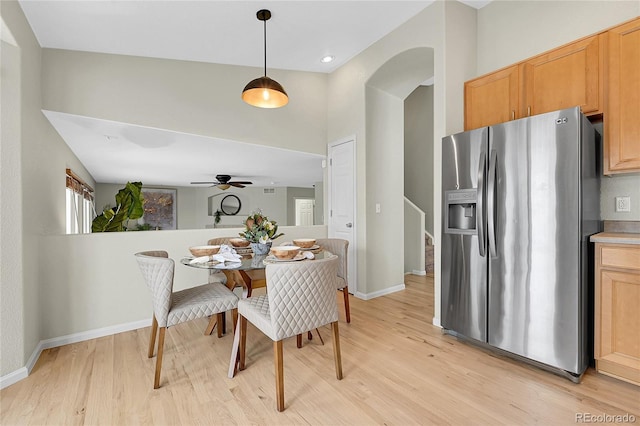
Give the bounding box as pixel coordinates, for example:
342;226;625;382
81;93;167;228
44;110;326;188
20;0;490;188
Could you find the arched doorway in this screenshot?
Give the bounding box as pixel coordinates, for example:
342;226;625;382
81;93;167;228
363;47;435;296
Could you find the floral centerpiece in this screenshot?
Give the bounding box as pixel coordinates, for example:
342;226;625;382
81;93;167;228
239;211;284;255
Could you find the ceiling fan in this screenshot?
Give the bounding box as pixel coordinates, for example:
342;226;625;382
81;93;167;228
190;174;253;190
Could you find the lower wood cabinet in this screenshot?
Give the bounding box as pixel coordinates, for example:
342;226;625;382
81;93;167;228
594;243;640;385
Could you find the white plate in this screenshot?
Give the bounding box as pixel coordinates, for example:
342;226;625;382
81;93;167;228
299;245;320;251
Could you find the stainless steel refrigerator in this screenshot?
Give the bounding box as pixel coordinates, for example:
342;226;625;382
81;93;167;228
441;107;600;381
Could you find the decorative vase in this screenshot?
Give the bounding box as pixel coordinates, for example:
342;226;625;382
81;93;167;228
250;242;272;255
251;254;267;268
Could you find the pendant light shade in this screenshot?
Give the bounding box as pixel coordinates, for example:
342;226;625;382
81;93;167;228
242;76;288;108
242;9;288;108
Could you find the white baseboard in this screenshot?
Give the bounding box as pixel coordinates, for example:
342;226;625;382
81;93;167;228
1;318;151;390
410;270;426;276
0;367;28;390
432;316;441;328
355;283;405;300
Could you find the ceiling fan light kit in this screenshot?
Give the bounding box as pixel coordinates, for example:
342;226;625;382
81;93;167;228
191;174;253;190
242;9;289;108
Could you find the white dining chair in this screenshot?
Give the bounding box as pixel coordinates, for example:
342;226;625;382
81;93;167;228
228;255;343;411
316;238;350;322
135;250;239;389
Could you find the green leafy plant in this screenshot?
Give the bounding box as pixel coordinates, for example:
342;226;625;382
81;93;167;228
92;181;144;232
134;223;154;231
239;210;284;243
214;209;222;226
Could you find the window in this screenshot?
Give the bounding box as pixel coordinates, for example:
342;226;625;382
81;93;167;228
65;168;95;234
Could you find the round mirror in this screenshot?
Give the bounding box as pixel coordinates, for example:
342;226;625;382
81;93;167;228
220;194;241;216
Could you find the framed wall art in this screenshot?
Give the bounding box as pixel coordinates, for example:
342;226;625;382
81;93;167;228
141;188;177;230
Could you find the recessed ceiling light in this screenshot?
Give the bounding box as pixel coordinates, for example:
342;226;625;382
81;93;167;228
320;55;335;63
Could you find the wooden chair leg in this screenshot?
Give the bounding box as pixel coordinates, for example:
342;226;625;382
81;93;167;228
274;340;285;412
154;327;166;389
204;315;217;336
216;313;224;338
239;315;247;371
228;316;241;378
331;321;343;380
232;309;238;335
296;334;302;348
342;288;351;323
148;316;158;358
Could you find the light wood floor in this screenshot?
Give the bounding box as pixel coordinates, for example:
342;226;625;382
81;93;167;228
2;274;638;425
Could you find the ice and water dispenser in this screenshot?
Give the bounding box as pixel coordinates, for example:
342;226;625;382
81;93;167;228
445;189;477;235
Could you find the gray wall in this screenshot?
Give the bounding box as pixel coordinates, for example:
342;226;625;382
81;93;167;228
314;181;324;225
404;85;434;236
1;0;95;377
41;49;328;156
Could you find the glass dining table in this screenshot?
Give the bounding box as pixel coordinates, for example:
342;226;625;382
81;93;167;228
180;248;330;298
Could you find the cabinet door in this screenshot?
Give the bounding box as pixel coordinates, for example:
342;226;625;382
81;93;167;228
596;269;640;385
522;35;602;117
595;243;640;386
464;65;519;130
604;18;640;174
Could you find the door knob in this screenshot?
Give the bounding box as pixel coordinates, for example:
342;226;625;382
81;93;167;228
346;223;353;228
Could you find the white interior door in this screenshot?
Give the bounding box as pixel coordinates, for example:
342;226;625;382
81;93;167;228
328;137;356;294
295;198;314;226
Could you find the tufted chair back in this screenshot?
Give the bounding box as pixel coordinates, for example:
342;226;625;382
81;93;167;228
265;255;339;341
134;251;174;328
316;238;348;289
316;238;351;322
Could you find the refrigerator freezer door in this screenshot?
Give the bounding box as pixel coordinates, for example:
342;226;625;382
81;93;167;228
488;107;585;374
441;128;488;342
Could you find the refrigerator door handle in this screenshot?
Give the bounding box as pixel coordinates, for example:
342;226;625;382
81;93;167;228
477;151;487;257
487;149;498;258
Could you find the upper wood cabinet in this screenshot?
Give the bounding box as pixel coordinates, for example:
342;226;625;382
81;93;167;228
464;65;519;130
522;35;603;117
604;17;640;174
465;35;603;131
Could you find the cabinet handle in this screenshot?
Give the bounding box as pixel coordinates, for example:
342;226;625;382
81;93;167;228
527;106;531;116
511;110;515;120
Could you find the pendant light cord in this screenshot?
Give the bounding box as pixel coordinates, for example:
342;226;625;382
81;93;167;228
263;18;267;77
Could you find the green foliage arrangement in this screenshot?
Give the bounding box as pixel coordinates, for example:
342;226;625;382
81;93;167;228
239;210;284;243
92;182;144;232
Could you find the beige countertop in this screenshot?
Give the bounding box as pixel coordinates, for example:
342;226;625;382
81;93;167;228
590;232;640;245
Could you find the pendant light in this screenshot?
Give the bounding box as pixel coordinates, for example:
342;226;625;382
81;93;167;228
242;9;289;108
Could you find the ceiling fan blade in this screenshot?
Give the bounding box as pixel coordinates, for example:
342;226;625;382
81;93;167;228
229;181;253;185
230;183;246;188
